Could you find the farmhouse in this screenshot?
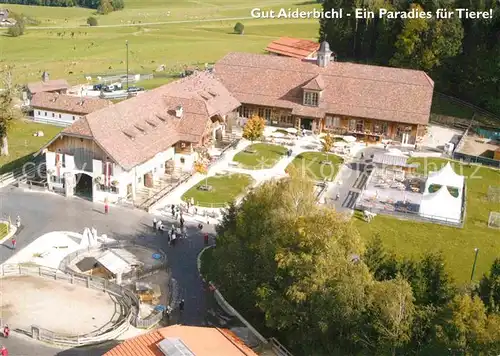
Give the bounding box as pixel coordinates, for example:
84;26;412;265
30;92;112;126
215;41;434;145
265;37;322;59
26;72;69;97
40;71;240;204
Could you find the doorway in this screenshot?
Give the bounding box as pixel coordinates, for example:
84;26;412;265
301;118;314;130
74;173;93;200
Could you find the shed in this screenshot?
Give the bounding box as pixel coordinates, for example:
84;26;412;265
96;250;132;275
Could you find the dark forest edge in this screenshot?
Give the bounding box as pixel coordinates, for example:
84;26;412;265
320;0;500;117
0;0;124;12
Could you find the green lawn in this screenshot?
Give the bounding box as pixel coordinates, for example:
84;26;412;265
182;173;253;208
0;120;62;174
287;151;344;181
355;158;500;285
0;1;319;86
0;223;8;240
233;143;287;169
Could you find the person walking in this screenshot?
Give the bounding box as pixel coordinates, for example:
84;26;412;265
15;216;20;228
171;232;177;246
180;216;185;229
204;232;209;246
2;325;9;338
153;217;157;230
11;238;16;250
104;198;109;214
179;299;184;312
0;345;8;356
171;205;175;218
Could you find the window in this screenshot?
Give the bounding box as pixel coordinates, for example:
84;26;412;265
58;114;61;118
238;106;251;118
257;108;271;121
180;157;185;164
72;116;75;120
303;91;319;106
138;176;142;183
280;115;293;124
44;112;47;116
325;116;340;128
154;168;157;173
52;113;55;117
356;120;364;132
349;119;356;131
37;111;40;115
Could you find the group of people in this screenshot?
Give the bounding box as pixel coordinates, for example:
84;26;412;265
0;324;9;356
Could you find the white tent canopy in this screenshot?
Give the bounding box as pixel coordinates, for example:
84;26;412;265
419;185;462;223
425;162;464;192
96;250;132;275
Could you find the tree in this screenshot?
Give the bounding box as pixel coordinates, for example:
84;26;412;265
436;294;500;354
86;16;98;26
242;115;265;143
0;67;22;156
364;235;399;281
478;258;500;313
369;276;415;355
233;22;244;35
210;172;377;354
7;12;25;37
193;160;209;189
111;0;124;10
321;133;334;163
98;0;113;14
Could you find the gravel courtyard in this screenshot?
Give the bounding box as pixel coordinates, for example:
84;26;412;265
0;275;121;335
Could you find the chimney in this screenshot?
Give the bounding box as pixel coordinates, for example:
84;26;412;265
317;41;332;68
42;71;49;82
175;105;183;118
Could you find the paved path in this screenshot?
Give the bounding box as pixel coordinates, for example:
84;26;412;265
0;187;215;355
19;16;254;30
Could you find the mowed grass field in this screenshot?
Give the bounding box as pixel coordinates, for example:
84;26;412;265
0;0;319;84
354;158;500;285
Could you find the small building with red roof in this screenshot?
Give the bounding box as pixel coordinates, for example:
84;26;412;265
265;37;321;59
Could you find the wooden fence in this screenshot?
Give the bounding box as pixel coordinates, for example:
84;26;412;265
0;264;133;347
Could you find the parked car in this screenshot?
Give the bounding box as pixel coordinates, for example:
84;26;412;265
127;86;145;93
102;85;113;92
93;84;103;91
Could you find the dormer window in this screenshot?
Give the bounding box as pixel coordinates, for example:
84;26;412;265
304;91;319;106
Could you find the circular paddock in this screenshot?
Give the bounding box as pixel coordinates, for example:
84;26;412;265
0;275;122;335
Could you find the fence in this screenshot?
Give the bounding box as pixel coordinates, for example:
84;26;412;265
55;241;167;334
0;264;133;347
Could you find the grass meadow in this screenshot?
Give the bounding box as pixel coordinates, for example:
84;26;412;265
0;0;319;85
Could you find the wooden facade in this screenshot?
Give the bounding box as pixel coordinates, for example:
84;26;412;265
47;135;109;172
237;104;426;144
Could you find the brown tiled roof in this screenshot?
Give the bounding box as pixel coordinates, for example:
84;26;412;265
27;79;70;94
103;325;257;356
62;117;93;137
61;72;239;170
302;74;325;90
31;92;112;115
265;37;320;59
215;52;434;125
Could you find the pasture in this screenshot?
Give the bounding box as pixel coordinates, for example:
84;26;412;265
0;0;319;85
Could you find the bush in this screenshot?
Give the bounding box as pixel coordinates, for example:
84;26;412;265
233;22;244;35
87;16;98;26
7;13;25;37
111;0;124;10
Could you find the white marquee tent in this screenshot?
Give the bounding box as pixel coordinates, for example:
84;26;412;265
425;162;464;195
419;185;462;223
